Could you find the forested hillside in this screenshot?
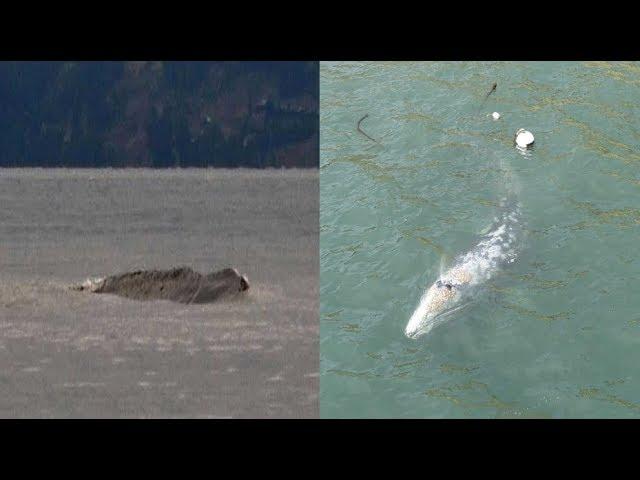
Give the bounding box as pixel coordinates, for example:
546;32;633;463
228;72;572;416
0;61;318;168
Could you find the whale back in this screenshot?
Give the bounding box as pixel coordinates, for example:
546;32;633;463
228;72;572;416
92;266;249;304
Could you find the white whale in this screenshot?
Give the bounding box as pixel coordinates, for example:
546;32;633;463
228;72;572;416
405;199;523;339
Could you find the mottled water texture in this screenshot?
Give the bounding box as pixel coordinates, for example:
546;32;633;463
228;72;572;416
320;61;640;418
0;168;318;418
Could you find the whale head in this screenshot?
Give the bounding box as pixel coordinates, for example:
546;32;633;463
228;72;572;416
405;277;466;339
405;279;459;339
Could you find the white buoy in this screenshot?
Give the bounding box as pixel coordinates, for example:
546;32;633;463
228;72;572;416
492;112;500;120
514;128;534;149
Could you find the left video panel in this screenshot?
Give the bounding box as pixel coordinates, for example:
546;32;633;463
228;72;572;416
0;61;319;418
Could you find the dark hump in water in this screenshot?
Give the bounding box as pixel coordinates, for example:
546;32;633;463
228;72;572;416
94;266;249;304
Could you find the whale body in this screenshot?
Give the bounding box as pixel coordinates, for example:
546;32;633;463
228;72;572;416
405;199;523;339
73;266;249;304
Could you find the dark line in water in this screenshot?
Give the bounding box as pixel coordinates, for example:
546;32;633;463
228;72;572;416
357;114;379;144
485;82;497;99
478;82;497;112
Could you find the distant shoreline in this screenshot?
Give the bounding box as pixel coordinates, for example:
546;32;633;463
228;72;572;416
0;167;319;181
0;166;319;170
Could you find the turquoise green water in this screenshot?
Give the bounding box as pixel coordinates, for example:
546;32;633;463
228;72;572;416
320;61;640;418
